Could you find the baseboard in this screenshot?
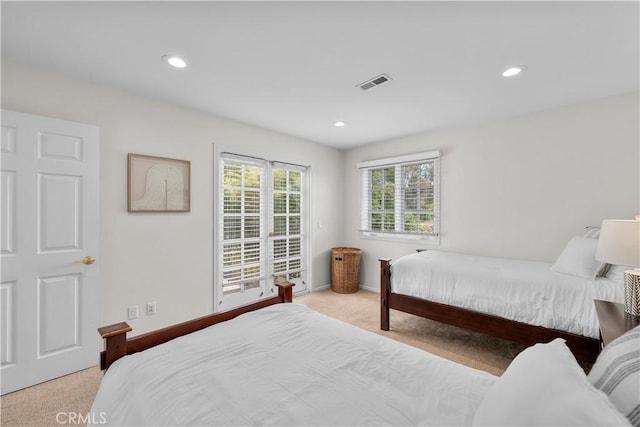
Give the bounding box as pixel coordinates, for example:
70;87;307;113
360;284;379;293
309;284;379;293
293;289;310;297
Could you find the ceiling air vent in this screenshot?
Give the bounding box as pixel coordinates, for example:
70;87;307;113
357;73;392;91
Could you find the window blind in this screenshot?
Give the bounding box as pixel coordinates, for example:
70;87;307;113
359;151;440;240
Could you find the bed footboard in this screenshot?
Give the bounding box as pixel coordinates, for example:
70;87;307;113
98;282;295;370
378;259;598;362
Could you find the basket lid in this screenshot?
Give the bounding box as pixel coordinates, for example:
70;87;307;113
332;247;362;253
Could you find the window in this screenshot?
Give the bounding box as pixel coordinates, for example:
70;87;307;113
358;150;440;243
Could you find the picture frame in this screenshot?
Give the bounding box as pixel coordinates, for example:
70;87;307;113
127;153;191;212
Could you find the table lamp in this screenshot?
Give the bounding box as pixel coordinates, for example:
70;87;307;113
596;219;640;316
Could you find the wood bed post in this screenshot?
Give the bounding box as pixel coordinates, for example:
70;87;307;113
276;282;295;303
98;322;132;371
379;258;391;331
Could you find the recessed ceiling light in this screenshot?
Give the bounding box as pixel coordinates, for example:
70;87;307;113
162;55;187;69
334;121;346;127
502;65;527;77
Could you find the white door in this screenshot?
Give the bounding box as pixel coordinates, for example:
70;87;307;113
270;163;307;294
1;109;100;395
216;154;308;311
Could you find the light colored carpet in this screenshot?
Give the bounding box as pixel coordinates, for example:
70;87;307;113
1;288;524;426
296;289;525;376
1;365;103;426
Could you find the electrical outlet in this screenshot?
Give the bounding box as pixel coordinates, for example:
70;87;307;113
128;305;139;320
146;301;157;316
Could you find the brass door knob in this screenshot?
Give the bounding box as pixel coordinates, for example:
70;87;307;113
82;256;96;265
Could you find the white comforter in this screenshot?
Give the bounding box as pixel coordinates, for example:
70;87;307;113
391;251;624;339
90;303;496;426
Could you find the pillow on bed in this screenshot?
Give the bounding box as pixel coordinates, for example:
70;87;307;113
550;236;605;280
472;339;630;427
588;325;640;427
605;264;633;283
582;227;613;277
583;226;601;239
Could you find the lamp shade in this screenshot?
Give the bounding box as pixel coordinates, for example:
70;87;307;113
595;220;640;267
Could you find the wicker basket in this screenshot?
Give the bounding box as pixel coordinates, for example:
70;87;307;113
331;247;362;294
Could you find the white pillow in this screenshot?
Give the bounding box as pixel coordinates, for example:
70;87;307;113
606;264;633;282
588;325;640;426
473;339;630;427
550;236;605;280
583;226;601;239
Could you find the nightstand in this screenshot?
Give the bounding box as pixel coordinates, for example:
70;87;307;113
594;300;640;349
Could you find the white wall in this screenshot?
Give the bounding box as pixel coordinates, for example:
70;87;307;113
343;92;640;291
3;61;638;330
1;61;344;334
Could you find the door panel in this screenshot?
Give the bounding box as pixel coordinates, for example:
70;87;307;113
1;125;17;153
270;166;307;293
38;274;81;356
38;131;83;161
1;171;17;256
218;157;266;310
0;109;99;395
1;281;15;367
38;174;82;252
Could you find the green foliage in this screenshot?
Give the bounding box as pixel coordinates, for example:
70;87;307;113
367;161;436;234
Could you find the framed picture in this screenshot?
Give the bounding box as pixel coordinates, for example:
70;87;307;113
128;153;191;212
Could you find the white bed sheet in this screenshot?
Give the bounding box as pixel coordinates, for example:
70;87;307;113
390;251;624;338
90;303;496;426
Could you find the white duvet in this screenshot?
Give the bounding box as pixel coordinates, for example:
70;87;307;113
90;303;496;426
390;251;624;339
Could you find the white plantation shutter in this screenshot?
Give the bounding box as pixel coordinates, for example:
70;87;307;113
359;151;440;242
271;162;305;284
220;153;266;294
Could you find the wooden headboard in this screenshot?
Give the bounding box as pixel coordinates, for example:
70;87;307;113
98;282;294;370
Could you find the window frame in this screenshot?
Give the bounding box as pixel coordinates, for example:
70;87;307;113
358;150;441;244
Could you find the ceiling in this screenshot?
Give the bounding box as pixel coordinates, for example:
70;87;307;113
2;1;638;149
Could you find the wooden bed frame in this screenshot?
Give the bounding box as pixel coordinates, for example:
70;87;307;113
98;282;294;370
379;258;600;362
